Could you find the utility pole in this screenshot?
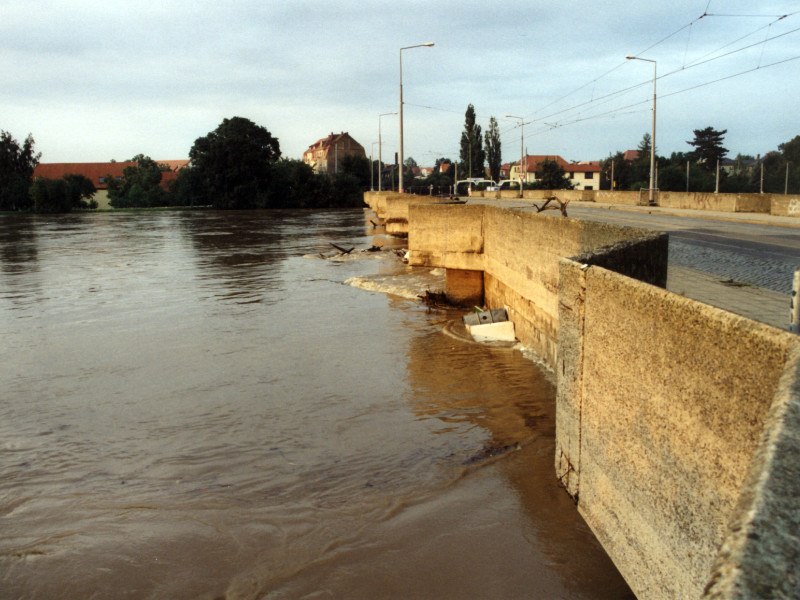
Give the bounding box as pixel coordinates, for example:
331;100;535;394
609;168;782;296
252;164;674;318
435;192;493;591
787;162;790;195
506;115;524;198
686;160;690;193
626;56;657;205
399;43;434;194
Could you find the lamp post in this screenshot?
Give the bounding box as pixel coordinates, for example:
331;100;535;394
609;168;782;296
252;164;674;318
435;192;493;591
626;55;657;205
506;115;524;197
377;112;396;192
399;43;434;194
371;142;379;191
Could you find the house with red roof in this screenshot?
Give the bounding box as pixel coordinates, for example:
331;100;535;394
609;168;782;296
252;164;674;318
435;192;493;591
32;160;190;209
508;155;602;190
302;132;365;175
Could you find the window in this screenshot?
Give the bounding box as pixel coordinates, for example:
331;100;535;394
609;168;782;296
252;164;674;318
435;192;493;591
585;185;593;190
585;172;594;179
569;172;574;179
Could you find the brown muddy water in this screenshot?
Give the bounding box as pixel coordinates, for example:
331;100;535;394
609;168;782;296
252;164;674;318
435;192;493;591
0;210;633;599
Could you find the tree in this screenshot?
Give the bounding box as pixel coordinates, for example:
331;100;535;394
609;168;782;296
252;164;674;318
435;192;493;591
30;174;97;213
189;116;281;209
484;116;502;183
0;130;40;211
107;154;168;208
340;154;371;189
459;104;485;179
531;159;573;190
687;126;728;170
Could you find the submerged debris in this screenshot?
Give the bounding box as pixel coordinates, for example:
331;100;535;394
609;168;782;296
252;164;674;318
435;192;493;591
463;441;522;466
331;243;355;254
720;278;752;288
417;289;451;309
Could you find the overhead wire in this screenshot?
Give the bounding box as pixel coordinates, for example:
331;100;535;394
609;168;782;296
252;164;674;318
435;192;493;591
403;2;799;157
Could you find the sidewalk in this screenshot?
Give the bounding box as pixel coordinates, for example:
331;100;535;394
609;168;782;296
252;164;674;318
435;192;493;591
580;201;798;330
667;265;792;331
581;201;800;229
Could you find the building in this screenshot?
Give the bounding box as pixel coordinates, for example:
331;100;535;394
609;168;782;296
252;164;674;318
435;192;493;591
623;150;640;162
302;132;365;174
32;160;190;209
508;155;602;190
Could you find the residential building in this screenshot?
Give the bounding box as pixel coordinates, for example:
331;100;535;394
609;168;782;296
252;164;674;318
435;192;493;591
302;132;365;174
508;155;602;190
32;160;190;209
623;150;640;162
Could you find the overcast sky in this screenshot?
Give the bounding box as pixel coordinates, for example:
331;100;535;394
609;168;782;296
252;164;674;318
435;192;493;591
2;1;798;166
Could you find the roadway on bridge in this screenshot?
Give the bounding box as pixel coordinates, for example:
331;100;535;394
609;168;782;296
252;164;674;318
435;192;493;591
568;204;800;295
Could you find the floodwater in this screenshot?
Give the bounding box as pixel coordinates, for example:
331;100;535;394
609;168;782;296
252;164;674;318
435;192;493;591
0;210;633;599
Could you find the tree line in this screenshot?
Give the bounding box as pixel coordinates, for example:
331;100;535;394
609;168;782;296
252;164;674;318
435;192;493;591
604;127;800;194
0;117;370;213
4;116;799;212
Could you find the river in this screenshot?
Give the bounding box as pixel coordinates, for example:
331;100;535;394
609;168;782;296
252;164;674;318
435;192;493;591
0;209;633;599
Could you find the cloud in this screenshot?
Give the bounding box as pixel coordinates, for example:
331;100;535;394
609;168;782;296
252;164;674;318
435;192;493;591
2;0;798;164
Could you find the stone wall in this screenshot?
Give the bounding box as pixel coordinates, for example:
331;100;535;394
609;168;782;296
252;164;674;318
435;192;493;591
770;194;800;218
556;257;799;599
408;203;662;369
373;192;800;599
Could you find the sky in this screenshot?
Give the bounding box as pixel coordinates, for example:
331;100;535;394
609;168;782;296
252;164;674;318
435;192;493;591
2;0;799;167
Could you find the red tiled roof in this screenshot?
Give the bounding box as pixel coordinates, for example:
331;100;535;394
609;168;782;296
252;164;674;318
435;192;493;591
623;150;639;162
305;132;360;152
32;161;187;189
33;162;135;189
511;155;601;172
564;163;601;173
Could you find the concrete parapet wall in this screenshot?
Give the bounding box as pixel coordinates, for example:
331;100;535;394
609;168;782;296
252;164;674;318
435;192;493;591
407;203;486;272
400;194;800;597
770;194;800;217
594;190;641;205
408;203;661;368
703;346;800;599
556;257;799;599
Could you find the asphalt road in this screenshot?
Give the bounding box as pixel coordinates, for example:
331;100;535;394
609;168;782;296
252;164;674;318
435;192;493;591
567;205;800;295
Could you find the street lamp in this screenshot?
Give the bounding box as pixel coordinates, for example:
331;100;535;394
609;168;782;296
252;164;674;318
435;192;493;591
626;55;657;206
371;141;379;191
506;115;524;197
399;42;434;193
378;111;396;192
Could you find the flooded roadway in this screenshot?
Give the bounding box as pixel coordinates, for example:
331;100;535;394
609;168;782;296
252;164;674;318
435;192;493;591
0;210;633;599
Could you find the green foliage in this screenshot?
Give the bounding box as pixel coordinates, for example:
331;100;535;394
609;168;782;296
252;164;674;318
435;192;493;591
779;135;800;166
459;104;485;179
340;153;371;189
30;174;97;213
189;116;281;209
687;126;728;170
0;130;40;211
528;159;574;190
268;159;326;208
484;116;502;183
107;154;168;208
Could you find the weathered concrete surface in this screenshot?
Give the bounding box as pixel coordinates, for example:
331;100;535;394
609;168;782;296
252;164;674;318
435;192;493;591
556;258;800;600
703;346;800;599
368;192;800;599
770;194;800;218
408;203;662;368
446;269;484;306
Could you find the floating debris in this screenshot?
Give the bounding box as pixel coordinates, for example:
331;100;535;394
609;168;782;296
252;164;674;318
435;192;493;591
418;289;451;309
